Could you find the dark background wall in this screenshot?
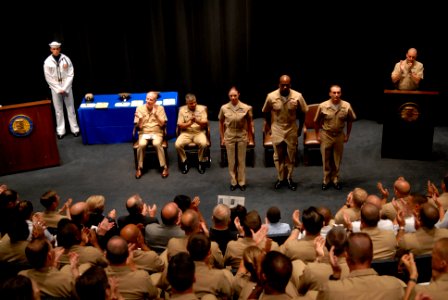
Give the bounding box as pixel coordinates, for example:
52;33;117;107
3;1;446;122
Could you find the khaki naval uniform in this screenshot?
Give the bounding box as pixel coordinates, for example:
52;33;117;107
19;266;76;298
134;104;168;169
391;60;424;91
413;272;448;300
398;227;448;255
218;101;253;186
40;210;68;229
361;227;397;260
105;265;159;300
316;268;405;300
280;234;326;263
175;104;208;163
314;99;356;185
262;89;308;181
166;236;224;269
224;237;280;270
297;257;350;298
193;261;234;299
132;249;165;274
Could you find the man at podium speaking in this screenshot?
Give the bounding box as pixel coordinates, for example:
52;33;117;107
391;47;424;91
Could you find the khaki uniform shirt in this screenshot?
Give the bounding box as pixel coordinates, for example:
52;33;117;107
218;101;253;143
58;244;108;268
167;236;224;269
414;272;448;300
314;100;356;135
361;227;397;260
135;104;167;134
105;265;159;300
0;235;28;265
193;261;233;299
298;257;350;296
19;266;75;298
280;235;326;263
177;104;208;134
391;60;424;91
398;227;448;255
224;237;280;270
132;249;165;274
41;210;68;229
334;207;360;225
262;89;308;145
316;268;405;300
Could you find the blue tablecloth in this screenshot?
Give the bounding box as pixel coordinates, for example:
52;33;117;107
78;92;178;145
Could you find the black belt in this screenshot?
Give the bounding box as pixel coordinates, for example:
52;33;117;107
323;130;342;137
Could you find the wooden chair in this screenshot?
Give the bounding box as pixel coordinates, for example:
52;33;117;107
175;123;211;170
303;103;321;166
133;125;168;171
220;122;255;168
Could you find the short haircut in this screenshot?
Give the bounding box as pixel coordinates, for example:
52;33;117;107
75;266;109;300
261;251;292;293
173;194;192;212
187;233;210;261
242;210;262;237
40;190;58;209
361;203;380;227
1;275;35;300
325;226;348;256
212;204;231;227
168;252;195;292
86;195;105;213
25;238;51;269
302;206;324;235
346;232;373;265
266;206;281;223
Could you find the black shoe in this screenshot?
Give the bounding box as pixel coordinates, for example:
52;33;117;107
274;180;283;189
322;183;329;191
181;161;189;174
198;163;206;174
239;185;246;191
230;185;237;191
287;179;297;191
73;132;80;137
333;183;342;190
57;134;64;140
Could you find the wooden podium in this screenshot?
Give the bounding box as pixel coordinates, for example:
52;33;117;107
0;100;60;175
381;89;439;160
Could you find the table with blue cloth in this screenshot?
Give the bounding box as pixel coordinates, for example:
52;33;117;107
77;92;178;145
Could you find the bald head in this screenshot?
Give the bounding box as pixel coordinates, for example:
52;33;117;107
70;202;88;225
126;194;143;215
279;75;291;97
419;202;439;229
120;224;141;244
180;209;200;235
161;202;180;225
394;178;411;197
366;194;382;209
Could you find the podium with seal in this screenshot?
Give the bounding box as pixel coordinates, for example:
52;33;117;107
381;89;439;160
0;100;60;175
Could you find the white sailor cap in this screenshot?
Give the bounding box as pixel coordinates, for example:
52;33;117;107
49;41;61;48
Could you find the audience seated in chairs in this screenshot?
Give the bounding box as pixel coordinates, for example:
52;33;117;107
133;91;169;179
175;93;210;174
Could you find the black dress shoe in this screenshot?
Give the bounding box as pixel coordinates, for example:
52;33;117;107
181;161;189;174
322;183;329;190
57;134;64;140
333;182;342;190
274;180;283;189
287;179;297;191
73;132;80;137
230;185;237;191
239;185;246;191
198;163;206;174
